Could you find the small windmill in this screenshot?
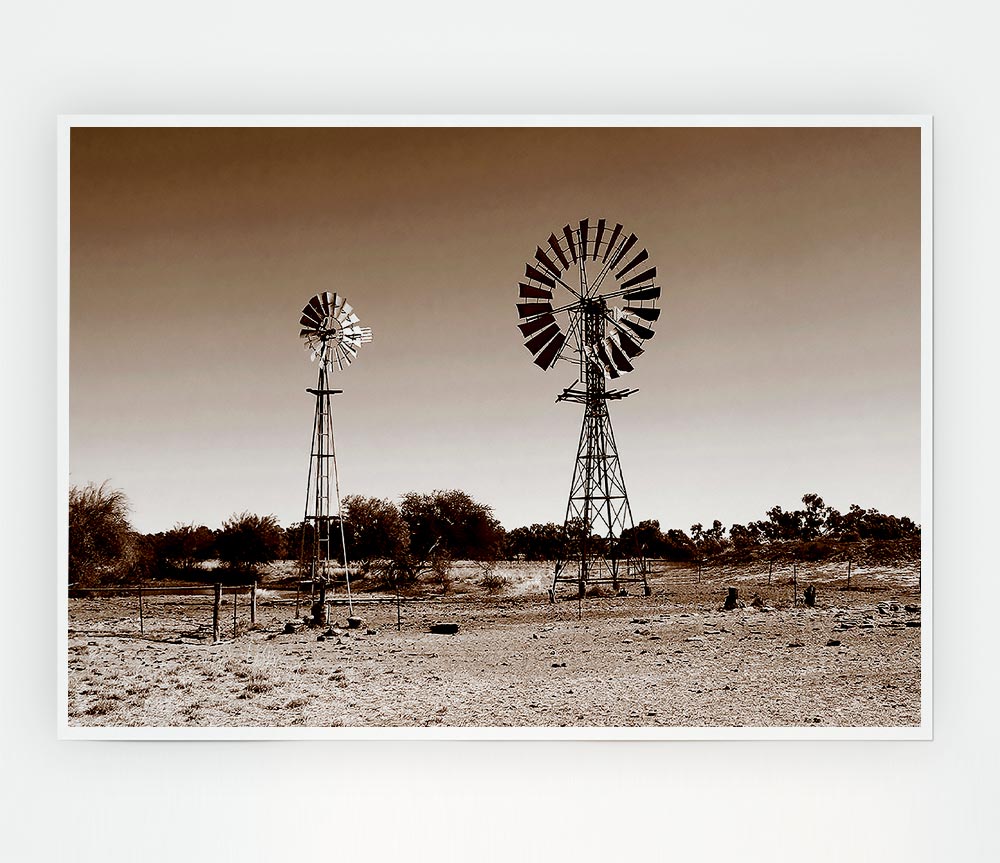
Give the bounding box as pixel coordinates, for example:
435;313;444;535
298;291;373;620
515;219;662;600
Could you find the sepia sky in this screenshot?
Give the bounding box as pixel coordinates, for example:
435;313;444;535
70;124;921;534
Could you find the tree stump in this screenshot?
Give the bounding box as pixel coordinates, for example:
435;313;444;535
723;587;738;611
803;585;817;607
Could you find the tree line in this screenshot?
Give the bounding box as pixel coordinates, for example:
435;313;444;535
68;482;920;588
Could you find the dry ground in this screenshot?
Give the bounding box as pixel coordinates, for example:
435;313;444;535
67;560;921;728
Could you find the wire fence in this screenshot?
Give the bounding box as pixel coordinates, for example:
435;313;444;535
68;583;256;642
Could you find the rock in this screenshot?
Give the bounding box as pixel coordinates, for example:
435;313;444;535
430;623;459;635
906;620;921;628
317;635;325;641
826;639;841;647
905;604;920;613
347;617;363;629
803;585;816;607
750;593;765;609
723;587;739;611
283;622;296;634
787;641;805;648
366;628;378;635
631;618;649;624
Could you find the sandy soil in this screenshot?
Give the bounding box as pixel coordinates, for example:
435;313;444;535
66;561;921;728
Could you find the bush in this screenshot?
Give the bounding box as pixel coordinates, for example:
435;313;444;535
69;481;142;587
216;513;285;575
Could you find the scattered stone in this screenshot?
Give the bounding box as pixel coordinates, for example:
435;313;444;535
551;662;567;668
347;617;363;629
685;636;705;643
366;628;378;635
631;618;649;624
430;623;459;635
283;622;296;634
803;585;816;607
787;641;805;648
826;639;841;647
750;593;764;609
723;587;739;611
905;604;920;613
317;635;325;641
906;620;921;628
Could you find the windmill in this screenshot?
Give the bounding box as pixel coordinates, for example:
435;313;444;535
515;219;661;600
298;291;373;621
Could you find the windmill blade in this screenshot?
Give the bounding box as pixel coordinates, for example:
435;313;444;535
548;234;571;270
518;313;556;337
578;219;589;260
615;248;649;280
300;310;321;328
601;223;623;263
621;267;657;289
593;218;606;260
301;304;323;326
607;233;638;270
606;337;634;374
519;283;553;300
620;317;656;341
533;332;566;369
596;341;621;379
524;263;556;289
517;302;553;319
534;247;562;278
355;326;373;342
323;291;335;310
622;285;661;302
625;306;661;322
524;323;561;355
308;295;326;320
562;224;577;264
615;330;645;359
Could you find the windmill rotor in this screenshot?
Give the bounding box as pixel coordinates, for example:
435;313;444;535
299;291;374;371
515;219;661;377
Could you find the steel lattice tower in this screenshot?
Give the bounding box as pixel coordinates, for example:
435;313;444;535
551;299;649;600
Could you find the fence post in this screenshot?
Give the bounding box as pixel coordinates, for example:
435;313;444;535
847;558;852;589
138;582;144;636
792;563;797;605
213;582;222;643
233;584;238;637
250;579;257;626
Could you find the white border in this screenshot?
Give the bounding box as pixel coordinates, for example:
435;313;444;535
57;114;932;741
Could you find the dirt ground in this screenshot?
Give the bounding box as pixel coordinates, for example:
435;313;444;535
66;560;921;728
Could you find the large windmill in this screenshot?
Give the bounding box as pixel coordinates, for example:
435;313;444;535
298;292;373;620
515;219;661;600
